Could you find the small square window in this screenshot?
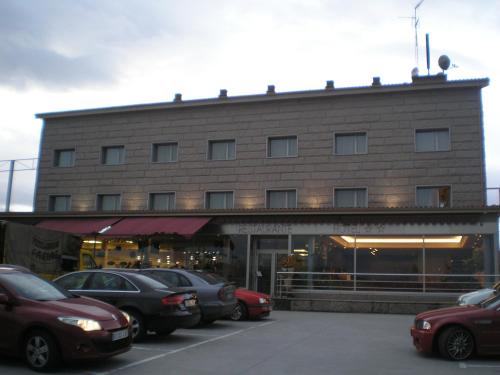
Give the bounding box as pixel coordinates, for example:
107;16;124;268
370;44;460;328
208;140;235;160
102;146;125;165
416;186;451;208
152;143;177;163
206;192;234;209
97;194;121;211
268;136;298;158
335;133;367;155
334;188;367;208
415;129;450;152
54;149;75;167
149;193;175;210
49;195;71;212
266;190;297;208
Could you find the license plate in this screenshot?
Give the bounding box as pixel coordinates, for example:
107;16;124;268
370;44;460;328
112;329;129;341
185;299;197;307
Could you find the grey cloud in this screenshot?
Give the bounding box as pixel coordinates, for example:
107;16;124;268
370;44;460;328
0;0;179;90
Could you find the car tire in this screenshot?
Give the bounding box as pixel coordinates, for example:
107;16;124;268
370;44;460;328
123;309;146;341
24;329;61;372
155;327;176;336
229;301;248;321
438;326;475;361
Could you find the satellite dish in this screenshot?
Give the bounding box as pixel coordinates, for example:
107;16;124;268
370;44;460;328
438;55;451;71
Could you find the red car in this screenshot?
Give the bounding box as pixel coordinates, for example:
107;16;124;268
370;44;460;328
411;293;500;360
229;288;272;321
0;265;131;371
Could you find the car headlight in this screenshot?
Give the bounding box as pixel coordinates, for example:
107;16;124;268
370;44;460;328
416;320;431;330
120;310;131;324
58;317;102;331
259;297;267;304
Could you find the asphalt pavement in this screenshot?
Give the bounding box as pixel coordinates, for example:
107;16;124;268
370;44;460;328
1;310;499;374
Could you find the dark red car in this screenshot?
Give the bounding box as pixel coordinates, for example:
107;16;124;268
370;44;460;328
0;265;131;371
229;288;272;321
411;293;500;360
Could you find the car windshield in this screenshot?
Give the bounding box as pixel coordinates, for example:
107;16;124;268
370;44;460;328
0;273;72;301
187;271;226;285
480;293;500;309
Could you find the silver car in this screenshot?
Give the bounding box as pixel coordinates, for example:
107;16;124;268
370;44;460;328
457;281;500;305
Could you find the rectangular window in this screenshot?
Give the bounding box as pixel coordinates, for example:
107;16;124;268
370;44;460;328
415;129;450;152
149;193;175;210
49;195;71;212
335;133;367;155
334;188;367;208
102;146;125;165
208;140;235;160
416;186;451;208
266;190;297;208
268;136;298;158
152;143;177;163
206;191;234;209
54;149;75;167
97;194;121;211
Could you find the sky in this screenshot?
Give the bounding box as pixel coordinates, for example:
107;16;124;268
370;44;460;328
1;0;499;211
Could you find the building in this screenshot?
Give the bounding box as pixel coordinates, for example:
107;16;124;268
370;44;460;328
6;74;500;301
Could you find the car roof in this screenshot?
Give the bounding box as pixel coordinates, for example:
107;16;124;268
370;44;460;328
0;264;31;273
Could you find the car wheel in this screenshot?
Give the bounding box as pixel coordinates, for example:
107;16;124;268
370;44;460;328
438;326;475;361
230;301;248;321
124;309;146;341
24;329;60;372
155;327;176;336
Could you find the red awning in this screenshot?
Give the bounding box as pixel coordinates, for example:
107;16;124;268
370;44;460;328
36;218;121;236
103;217;211;237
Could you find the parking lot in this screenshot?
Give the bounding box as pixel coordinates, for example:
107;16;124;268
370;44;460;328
1;310;500;374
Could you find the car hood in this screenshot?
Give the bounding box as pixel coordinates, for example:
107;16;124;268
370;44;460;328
41;296;121;321
460;288;493;299
416;305;482;321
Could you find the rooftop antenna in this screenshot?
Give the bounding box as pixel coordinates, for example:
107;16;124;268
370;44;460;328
401;0;425;68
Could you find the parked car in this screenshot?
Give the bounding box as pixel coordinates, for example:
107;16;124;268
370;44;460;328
457;281;500;306
0;265;131;371
229;288;272;321
411;293;500;360
54;269;200;340
136;269;237;324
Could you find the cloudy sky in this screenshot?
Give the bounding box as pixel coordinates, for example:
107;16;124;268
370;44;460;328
1;0;499;211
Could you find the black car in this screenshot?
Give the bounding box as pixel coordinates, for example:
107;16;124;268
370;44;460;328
54;269;200;340
137;269;237;324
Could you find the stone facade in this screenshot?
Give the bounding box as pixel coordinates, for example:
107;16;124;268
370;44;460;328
35;77;488;212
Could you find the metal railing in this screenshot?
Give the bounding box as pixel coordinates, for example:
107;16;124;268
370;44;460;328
275;271;499;298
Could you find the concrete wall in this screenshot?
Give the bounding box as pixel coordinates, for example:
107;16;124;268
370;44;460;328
35;85;486;211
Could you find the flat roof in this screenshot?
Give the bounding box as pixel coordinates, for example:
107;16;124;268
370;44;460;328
35;76;489;120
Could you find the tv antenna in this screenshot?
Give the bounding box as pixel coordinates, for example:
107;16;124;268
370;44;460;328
401;0;425;67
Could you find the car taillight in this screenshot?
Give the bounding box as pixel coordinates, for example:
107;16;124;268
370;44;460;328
162;294;184;305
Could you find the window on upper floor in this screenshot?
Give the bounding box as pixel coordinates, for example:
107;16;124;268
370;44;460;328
97;194;121;211
266;189;297;209
415;129;450;152
208;140;235;160
416;186;451;208
149;193;175;210
205;191;234;209
49;195;71;212
102;146;125;165
152;142;178;163
54;149;75;167
334;133;367;155
334;188;367;208
267;136;298;158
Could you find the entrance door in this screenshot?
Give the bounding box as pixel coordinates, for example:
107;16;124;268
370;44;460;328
254;250;289;296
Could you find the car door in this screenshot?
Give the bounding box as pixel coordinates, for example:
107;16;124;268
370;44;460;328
472;304;500;354
83;272;137;306
0;283;19;353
